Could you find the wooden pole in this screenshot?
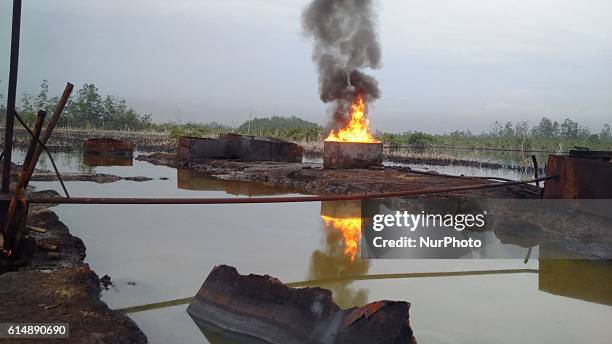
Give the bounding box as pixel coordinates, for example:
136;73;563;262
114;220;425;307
3;111;45;253
1;0;23;193
531;155;540;188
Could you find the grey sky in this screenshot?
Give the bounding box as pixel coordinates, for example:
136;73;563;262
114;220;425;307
1;0;611;133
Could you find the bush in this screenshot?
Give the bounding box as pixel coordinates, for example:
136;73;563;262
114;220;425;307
407;132;434;146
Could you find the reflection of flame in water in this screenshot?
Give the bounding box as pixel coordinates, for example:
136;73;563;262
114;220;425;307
324;94;379;143
311;201;370;309
320;215;361;261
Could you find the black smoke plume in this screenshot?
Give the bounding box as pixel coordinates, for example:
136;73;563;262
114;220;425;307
302;0;381;128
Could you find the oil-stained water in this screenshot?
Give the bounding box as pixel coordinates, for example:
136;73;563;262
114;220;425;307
22;150;611;344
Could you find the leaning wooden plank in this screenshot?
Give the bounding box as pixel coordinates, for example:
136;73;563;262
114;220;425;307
23;82;73;188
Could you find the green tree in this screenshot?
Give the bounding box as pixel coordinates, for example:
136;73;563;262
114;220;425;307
560;118;579;139
238;115;320;133
101;95;116;127
74;83;104;127
15;81;154;130
407;132;434;146
533;117;559;137
492;121;503;136
514;121;529;137
35;79;49;110
503;121;514;137
600;124;611;140
19;92;36;126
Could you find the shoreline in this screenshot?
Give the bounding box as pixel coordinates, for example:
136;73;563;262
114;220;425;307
0;188;148;343
138;152;539;198
3;127;546;173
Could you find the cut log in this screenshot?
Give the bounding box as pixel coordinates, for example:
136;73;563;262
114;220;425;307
187;265;416;344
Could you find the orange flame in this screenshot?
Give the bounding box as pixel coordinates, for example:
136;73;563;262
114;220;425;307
321;215;361;261
325;94;380;143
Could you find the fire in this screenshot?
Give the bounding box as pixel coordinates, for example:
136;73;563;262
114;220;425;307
325;94;380;143
321;215;361;261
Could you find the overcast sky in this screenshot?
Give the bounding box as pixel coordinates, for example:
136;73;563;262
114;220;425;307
1;0;611;133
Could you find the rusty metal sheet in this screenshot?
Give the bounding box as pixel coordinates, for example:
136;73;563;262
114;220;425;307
178;134;303;163
83;138;134;154
323;141;383;169
187;265;415;344
568;149;612;160
343;300;388;328
543;155;612;199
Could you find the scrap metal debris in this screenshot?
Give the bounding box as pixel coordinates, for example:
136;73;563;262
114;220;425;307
187;265;417;344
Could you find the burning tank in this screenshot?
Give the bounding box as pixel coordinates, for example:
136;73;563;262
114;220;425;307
323;94;383;169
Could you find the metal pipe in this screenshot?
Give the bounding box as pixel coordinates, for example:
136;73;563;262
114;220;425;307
386;145;556;154
385;165;515;182
2;0;23;193
117;268;539;314
29;175;558;205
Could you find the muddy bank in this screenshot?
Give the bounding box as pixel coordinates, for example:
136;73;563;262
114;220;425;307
31;172;154;184
0;164;148;343
138;152;539;198
0;190;147;343
1;161;154;184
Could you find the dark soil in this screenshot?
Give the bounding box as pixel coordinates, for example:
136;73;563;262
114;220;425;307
0;192;147;343
138;152;539;198
31;173;153;184
0;163;148;344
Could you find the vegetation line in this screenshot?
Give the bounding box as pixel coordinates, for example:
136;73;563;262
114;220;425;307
1;81;610;153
